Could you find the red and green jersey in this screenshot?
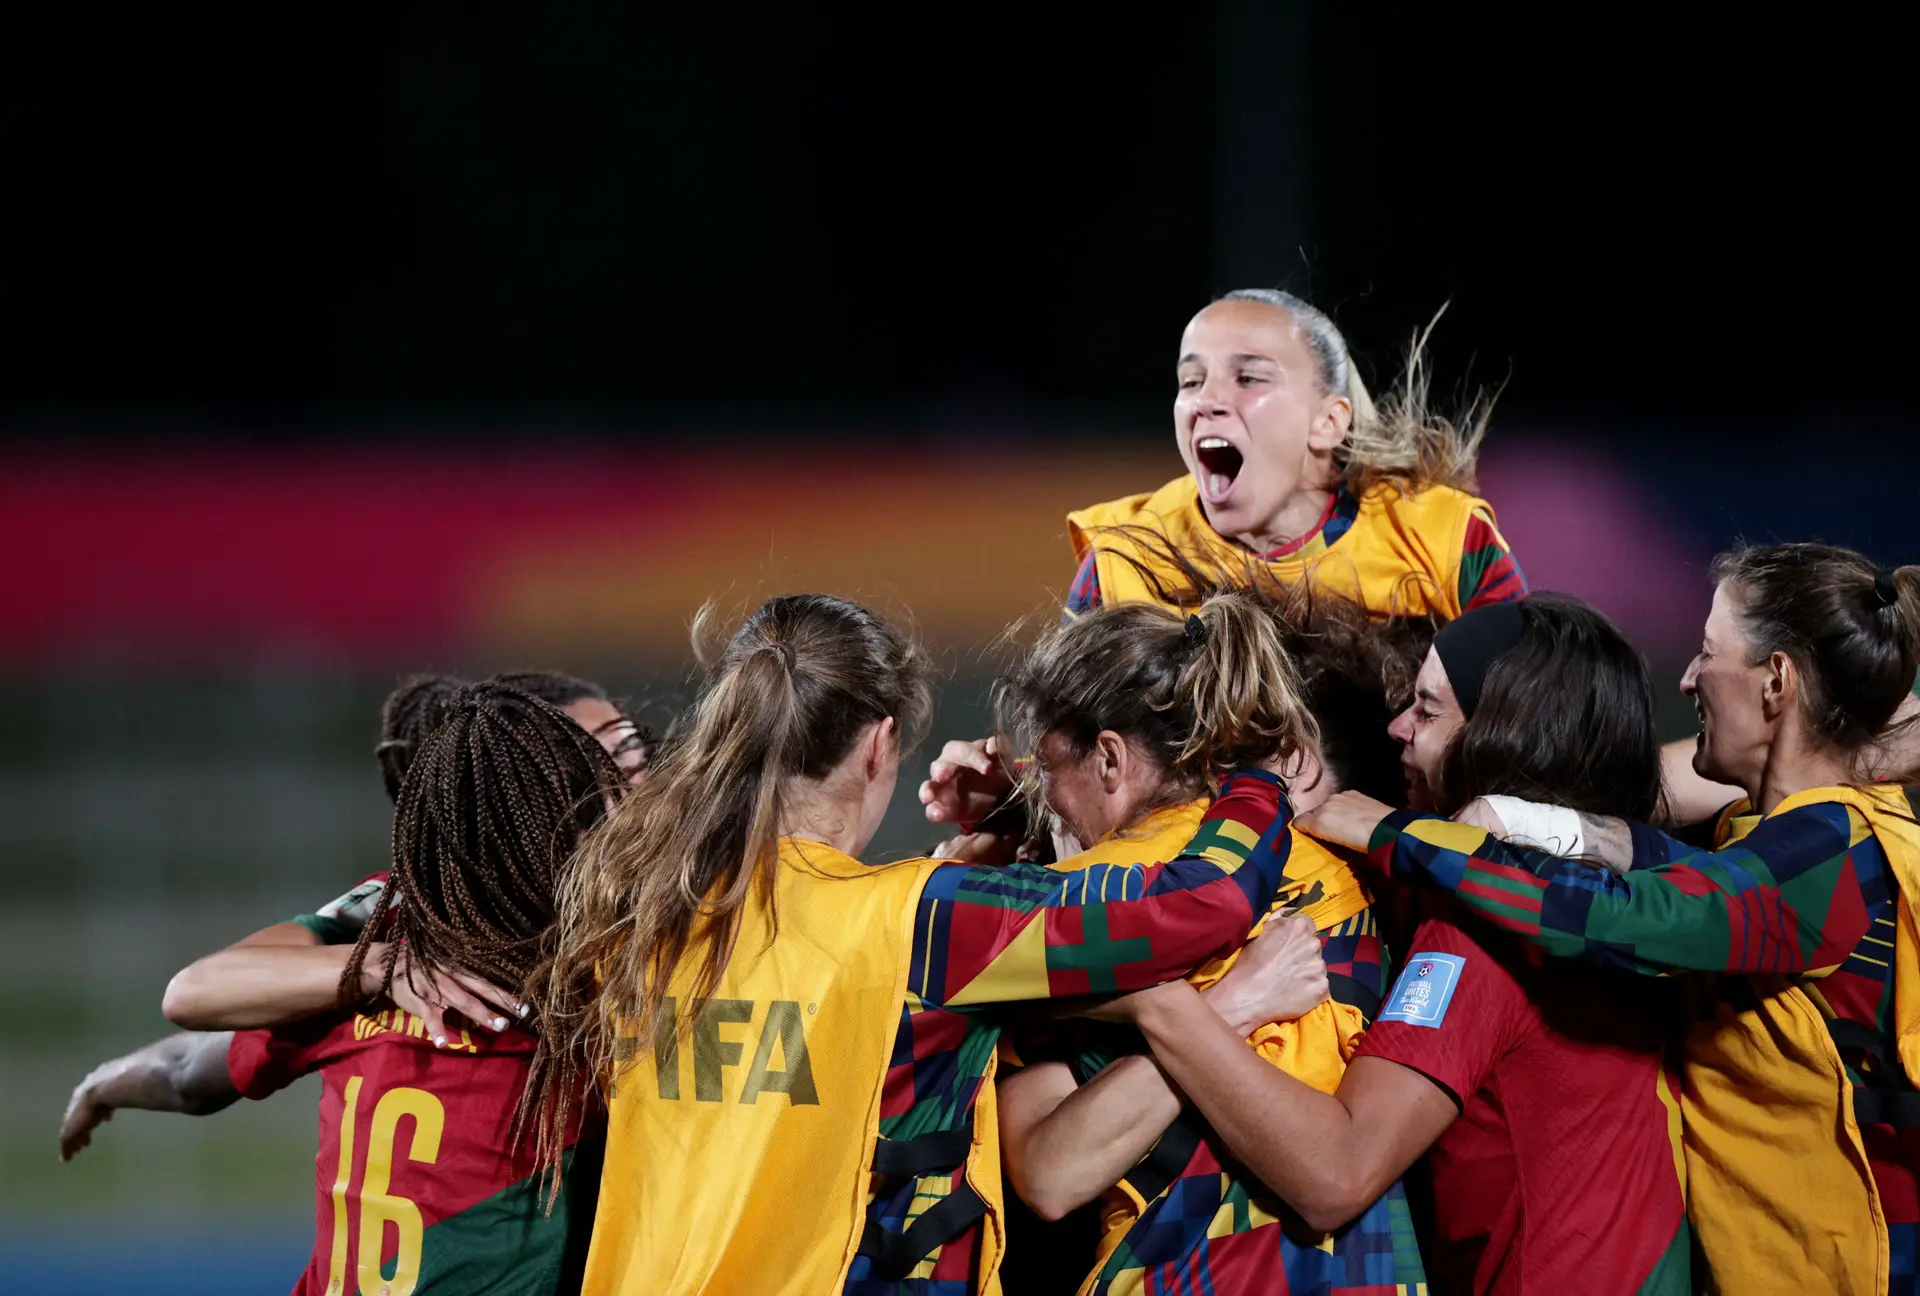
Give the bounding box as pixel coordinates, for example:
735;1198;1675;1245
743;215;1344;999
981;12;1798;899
1368;802;1920;1293
228;1008;596;1296
290;870;390;945
849;771;1296;1294
1357;905;1690;1295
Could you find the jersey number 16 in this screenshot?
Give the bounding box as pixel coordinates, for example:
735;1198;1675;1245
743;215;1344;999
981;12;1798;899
326;1076;444;1296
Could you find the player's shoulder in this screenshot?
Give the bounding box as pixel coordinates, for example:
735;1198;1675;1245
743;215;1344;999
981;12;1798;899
1359;479;1487;522
1067;475;1194;531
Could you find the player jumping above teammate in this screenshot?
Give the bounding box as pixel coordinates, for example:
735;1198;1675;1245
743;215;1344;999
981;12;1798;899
1066;290;1524;621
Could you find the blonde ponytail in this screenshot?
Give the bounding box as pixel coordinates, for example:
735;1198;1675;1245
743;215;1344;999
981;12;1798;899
523;594;932;1193
995;590;1318;816
1337;306;1491;498
1177;592;1319;788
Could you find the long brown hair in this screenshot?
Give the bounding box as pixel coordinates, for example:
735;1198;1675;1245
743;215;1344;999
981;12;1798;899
1432;593;1663;821
524;594;933;1177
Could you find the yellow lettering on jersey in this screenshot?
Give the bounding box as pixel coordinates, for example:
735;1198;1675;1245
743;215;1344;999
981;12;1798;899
357;1086;445;1296
325;1076;363;1295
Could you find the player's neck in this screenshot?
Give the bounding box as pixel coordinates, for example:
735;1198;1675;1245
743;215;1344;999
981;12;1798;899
1232;487;1333;556
1752;726;1855;815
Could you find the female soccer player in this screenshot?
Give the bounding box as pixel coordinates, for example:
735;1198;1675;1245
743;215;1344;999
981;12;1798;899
61;683;626;1294
1304;545;1920;1296
923;290;1518;853
61;669;648;1158
1102;594;1690;1295
993;586;1430;1295
525;593;1311;1296
1065;290;1524;621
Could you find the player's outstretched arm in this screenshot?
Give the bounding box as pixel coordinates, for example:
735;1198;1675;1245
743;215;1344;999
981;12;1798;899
164;938;522;1041
59;1031;238;1161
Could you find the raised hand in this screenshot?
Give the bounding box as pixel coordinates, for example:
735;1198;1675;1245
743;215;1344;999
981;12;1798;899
919;737;1014;827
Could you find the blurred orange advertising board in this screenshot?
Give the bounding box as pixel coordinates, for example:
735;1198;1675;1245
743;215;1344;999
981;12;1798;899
0;444;1178;665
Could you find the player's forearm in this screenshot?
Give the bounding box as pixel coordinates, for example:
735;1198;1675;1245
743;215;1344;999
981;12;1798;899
923;772;1289;1008
1008;1055;1184;1220
88;1033;239;1115
163;942;380;1029
1132;982;1375;1232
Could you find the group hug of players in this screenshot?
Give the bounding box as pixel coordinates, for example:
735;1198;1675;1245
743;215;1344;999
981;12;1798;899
57;289;1920;1296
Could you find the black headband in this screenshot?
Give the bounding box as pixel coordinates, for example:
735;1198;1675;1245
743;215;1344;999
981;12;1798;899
1432;601;1529;720
1875;569;1899;608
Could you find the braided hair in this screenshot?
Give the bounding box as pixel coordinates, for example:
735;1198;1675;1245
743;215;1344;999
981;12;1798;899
341;682;627;1019
375;674;470;802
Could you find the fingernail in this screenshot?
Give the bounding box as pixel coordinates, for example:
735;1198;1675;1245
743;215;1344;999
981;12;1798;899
515;1003;530;1018
433;1035;446;1047
491;1016;508;1031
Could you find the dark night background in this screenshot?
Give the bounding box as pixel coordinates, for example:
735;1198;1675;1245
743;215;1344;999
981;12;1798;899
2;8;1914;1292
5;7;1908;428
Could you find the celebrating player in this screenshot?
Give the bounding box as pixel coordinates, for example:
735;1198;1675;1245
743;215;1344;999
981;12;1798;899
993;582;1430;1295
1303;545;1920;1296
1066;289;1523;621
524;593;1308;1295
1123;594;1689;1294
59;683;627;1294
61;669;648;1159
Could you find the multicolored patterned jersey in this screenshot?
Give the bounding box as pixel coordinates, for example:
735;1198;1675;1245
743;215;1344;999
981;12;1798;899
1065;481;1524;620
229;1009;596;1296
1357;906;1690;1295
850;770;1297;1294
1367;801;1920;1293
1014;806;1423;1296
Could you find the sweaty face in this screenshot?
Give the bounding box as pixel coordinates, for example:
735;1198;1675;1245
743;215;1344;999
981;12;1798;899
561;697;648;787
1174;300;1345;546
1387;649;1465;812
1036;731;1128;848
1681;583;1771;792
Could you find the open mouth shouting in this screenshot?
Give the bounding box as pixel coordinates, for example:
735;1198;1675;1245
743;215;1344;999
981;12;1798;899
1193;435;1245;504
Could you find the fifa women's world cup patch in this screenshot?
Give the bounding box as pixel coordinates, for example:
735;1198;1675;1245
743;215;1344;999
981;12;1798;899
1378;952;1466;1028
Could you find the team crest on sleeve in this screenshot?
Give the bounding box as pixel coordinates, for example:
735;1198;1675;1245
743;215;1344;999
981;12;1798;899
1378;952;1465;1028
